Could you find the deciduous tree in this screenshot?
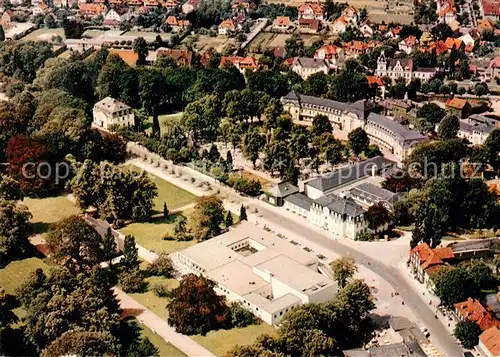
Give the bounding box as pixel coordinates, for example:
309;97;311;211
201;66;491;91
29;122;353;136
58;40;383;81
454;321;481;349
348;128;369;156
190;195;224;241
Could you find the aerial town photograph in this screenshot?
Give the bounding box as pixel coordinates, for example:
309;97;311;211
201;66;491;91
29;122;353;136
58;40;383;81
0;0;500;355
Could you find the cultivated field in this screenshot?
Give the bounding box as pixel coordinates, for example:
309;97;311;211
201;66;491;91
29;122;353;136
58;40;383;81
21;28;65;42
182;34;236;53
249;32;278;52
266;33;291;48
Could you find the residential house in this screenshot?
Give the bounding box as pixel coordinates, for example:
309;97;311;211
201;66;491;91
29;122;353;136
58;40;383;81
0;9;14;27
446;238;500;261
360;22;374;38
220;56;260;72
409;243;454;284
399;35;418;54
147;48;194;66
53;0;69;8
332;16;349;34
422;40;449;56
79;3;107;17
144;0;160;7
485;56;500;81
480;0;500;21
342;40;370;58
298;18;320;33
273;47;287;58
343;343;427;357
346;182;401;210
265;182;299;206
454;114;498;144
291;57;329;79
385;25;402;38
478;326;500;357
454;298;500;331
342;5;358;24
33;2;50;16
382;99;413;118
439;6;457;24
165;16;190;31
298;2;324;20
459;33;475;46
218;19;236;35
366;75;386;98
103;7;130;26
92;97;135;130
272;16;291;32
182;0;198;14
445;97;472;119
314;44;344;68
444;37;463;50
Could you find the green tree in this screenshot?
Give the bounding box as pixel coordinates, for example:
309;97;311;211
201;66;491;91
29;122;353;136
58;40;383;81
330;257;358;288
0;26;4;42
494;254;500;275
102;227;117;267
119;269;145;293
182;95;222;144
0;175;23;201
225;210;234;228
289;125;310;163
239;205;247;221
41;330;113;357
484;128;500;169
474;82;488;97
326;140;344;168
454;321;481;349
147;253;174;278
133;37;149;65
438;114;459;140
311;114;333;139
167;274;229;335
46;215;105;270
229;302;256;328
242;127;265;168
189;195;224;241
62;19;84;39
433;266;478;306
122;235;140;271
417;102;445;125
163;202;169;218
365;203;392;232
127;337;159;357
348;127;369;156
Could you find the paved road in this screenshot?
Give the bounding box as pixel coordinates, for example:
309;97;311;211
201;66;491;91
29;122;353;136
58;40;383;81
128;143;463;356
253;204;463;357
114;288;215;357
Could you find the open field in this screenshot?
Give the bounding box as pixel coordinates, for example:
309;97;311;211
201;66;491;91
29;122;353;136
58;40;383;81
300;34;323;46
139;320;186;357
21;28;65;42
249;32;278;52
145;113;183;134
119;210;197;254
191;322;276;356
266;33;291;48
368;13;414;24
0;257;50;295
123;31;171;41
24;196;81;235
128;165;196;212
129;276;179;318
182;34;235;53
82;29;106;38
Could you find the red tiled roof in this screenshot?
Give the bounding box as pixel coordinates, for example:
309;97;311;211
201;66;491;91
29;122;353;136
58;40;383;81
274;16;291;26
454;298;500;331
446;97;468;109
445;37;463;49
298;18;319;30
481;0;500;16
366;75;384;86
219;19;235;29
410;243;454;275
220;56;259;69
314;44;340;57
480;326;500;356
299;2;323;15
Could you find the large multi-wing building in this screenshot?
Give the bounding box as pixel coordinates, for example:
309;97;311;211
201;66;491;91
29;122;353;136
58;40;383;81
173;222;338;326
281;90;425;161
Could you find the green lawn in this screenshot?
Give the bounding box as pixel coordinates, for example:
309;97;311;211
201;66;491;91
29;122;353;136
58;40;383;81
146;113;183;134
0;257;50;295
191;322;276;356
119;210;197;254
23;196;80;235
128;165;196;212
129;276;179;318
139;321;186;357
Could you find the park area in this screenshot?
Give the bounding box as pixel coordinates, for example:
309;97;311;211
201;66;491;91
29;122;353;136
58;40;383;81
24;196;81;236
145;112;183;135
21;28;65;42
182;34;236;53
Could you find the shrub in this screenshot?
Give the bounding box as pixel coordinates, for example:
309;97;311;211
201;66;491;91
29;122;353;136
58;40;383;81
119;269;146;293
147;253;174;278
356;232;372;241
227;175;262;196
152;284;171;298
229;302;257;328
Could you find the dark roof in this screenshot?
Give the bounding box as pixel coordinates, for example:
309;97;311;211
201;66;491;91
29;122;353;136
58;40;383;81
283;89;300;101
415;67;437;73
350;182;397;203
367;113;425;146
284;193;313;210
267;182;299;198
313;195;365;217
388;58;413;71
306;156;395;192
343;342;426;357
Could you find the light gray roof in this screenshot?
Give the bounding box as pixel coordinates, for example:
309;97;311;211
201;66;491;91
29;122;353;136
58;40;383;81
266;182;299;198
367;113;425;146
343;342;426;357
284;193;313;210
313;194;365;217
459;115;497;134
350;182;397;203
293;57;328;69
94;96;131;114
306;156;395;192
282;90;352;112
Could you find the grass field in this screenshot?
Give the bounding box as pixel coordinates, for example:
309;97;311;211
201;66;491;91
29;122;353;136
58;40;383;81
21;28;65;42
129;276;179;318
24;196;80;235
0;257;50;295
183;34;235;52
191;322;276;356
145;113;183;134
139;321;186;357
120;210;197;253
249;32;277;52
128;165;196;212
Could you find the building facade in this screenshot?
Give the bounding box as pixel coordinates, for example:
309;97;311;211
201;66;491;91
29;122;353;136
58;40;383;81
92;97;134;130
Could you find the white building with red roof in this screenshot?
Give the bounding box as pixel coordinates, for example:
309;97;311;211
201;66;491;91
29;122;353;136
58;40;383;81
480;0;500;21
409;243;454;284
298;2;324;21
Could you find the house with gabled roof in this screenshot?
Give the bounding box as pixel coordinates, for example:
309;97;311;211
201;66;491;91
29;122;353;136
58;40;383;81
218;19;236;35
332;16;349;34
272;16;291;32
220;56;260;72
298;18;320;33
479;326;500;357
298;2;324;20
409;243;454;283
454;298;500;331
446;97;471;118
92;97;134;130
399;35;419;54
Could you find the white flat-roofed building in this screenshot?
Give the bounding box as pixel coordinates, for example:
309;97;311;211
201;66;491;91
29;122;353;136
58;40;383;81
92;96;134;130
174;222;338;326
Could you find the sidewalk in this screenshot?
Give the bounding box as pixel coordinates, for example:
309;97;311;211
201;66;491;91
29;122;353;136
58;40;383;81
114;288;215;357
